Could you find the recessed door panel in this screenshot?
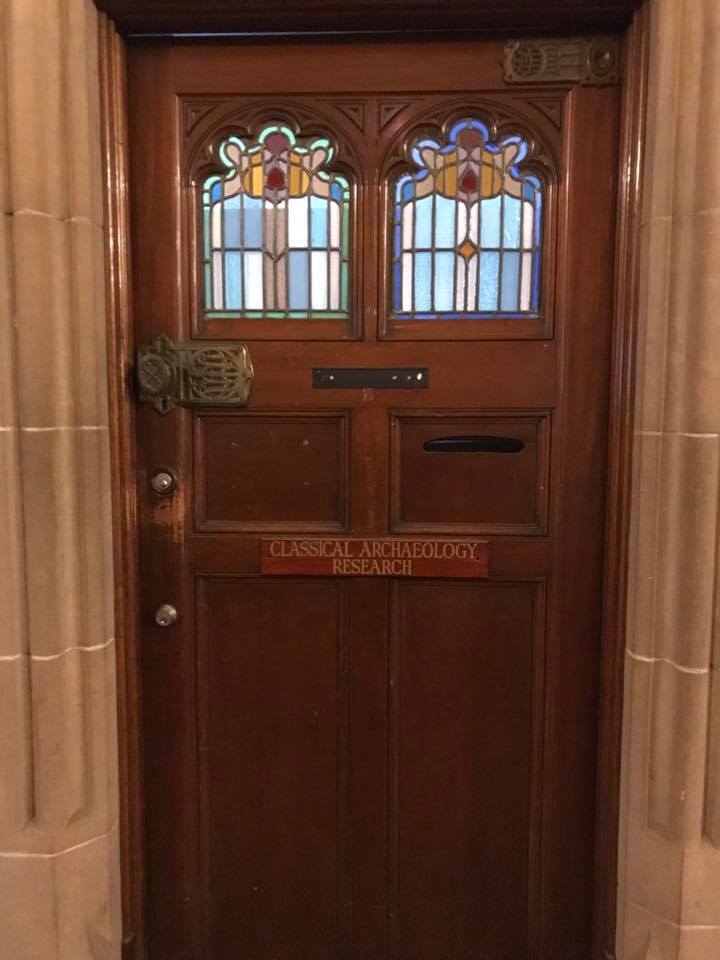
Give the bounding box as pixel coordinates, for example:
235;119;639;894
197;577;349;959
391;412;549;535
194;412;350;531
391;580;541;960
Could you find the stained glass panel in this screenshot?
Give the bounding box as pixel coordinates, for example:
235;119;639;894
391;119;543;319
202;126;351;318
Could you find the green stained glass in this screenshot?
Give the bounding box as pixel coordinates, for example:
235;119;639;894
201;124;351;319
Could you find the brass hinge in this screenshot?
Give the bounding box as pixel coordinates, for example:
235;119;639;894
504;36;621;86
136;334;254;414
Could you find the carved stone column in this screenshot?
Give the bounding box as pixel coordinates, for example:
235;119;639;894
0;0;122;956
617;0;720;957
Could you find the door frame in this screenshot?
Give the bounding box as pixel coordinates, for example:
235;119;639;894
97;6;650;959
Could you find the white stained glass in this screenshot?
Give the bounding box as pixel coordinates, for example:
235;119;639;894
402;202;414;251
520;252;533;311
329;251;341;309
311;251;328;310
455;202;468;244
212;204;222;248
330;200;341;248
467;254;478;311
243;251;264;309
288;196;309;248
212;251;224;308
522;201;535;249
468;203;479;246
402;253;413;311
455;256;466;311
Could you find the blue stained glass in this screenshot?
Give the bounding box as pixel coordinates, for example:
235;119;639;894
224;252;243;309
449;118;489;142
479;252;500;310
393;261;402;310
501;252;521;311
480;196;501;248
390;119;544;319
414;253;432;311
434;197;457;248
211;182;222;202
503;196;522;249
434;252;455;310
243;196;263;248
523;179;538;202
288;251;309;309
310;196;328;247
224;196;241;247
415;196;433;248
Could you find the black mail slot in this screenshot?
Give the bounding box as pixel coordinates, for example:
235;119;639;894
313;367;429;389
423;435;526;453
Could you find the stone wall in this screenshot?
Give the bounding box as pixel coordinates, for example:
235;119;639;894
616;0;720;957
0;0;122;956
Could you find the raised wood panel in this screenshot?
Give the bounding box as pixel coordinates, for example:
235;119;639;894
194;412;350;532
391;411;550;535
389;580;544;960
96;1;643;36
196;576;350;959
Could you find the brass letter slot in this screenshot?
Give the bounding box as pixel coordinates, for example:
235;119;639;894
423;436;525;453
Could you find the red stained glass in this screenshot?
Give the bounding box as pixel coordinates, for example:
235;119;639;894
460;171;478;192
265;131;290;155
266;168;285;189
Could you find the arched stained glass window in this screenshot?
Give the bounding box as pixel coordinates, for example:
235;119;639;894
391;119;542;318
202;125;351;318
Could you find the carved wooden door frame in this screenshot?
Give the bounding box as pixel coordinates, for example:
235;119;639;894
97;5;650;958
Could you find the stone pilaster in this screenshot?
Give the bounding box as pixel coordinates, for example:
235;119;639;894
0;0;121;956
617;0;720;957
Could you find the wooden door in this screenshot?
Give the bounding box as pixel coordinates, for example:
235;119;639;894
128;39;619;960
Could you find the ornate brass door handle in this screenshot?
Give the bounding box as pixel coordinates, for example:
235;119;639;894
136;334;254;414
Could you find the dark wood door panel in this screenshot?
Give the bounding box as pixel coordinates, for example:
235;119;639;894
194;411;351;532
391;411;550;535
389;580;541;960
197;576;350;959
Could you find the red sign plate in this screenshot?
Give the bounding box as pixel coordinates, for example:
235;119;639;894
261;538;489;578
